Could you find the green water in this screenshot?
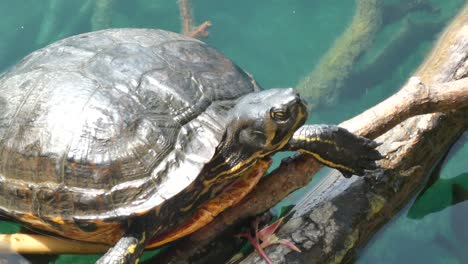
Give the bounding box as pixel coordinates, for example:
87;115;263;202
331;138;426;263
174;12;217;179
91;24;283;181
0;0;466;263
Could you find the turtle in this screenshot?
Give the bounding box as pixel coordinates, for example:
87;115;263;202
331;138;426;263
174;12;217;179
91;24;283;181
0;28;382;263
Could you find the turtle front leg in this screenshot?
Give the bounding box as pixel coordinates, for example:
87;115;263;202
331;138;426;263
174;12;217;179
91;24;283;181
97;220;149;264
284;125;383;177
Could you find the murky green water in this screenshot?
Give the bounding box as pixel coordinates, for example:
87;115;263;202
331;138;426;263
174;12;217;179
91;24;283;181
0;0;466;263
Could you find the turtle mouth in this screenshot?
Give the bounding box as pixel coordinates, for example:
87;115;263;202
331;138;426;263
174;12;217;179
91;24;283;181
293;92;309;115
285;90;309;124
293;97;308;128
281;97;308;147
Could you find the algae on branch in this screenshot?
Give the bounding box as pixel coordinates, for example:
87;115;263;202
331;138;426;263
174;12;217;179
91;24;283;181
296;0;439;108
344;18;444;98
296;0;383;107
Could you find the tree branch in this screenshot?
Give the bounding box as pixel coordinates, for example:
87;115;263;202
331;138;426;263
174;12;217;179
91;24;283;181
241;111;467;264
342;76;468;138
156;4;468;263
169;76;468;250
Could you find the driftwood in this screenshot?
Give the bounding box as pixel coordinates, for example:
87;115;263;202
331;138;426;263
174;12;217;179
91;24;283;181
153;4;468;263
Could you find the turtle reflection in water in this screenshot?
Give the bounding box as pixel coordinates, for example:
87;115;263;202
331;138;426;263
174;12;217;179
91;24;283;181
0;29;382;263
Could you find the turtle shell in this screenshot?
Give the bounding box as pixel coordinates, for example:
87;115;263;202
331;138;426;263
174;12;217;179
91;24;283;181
0;29;259;228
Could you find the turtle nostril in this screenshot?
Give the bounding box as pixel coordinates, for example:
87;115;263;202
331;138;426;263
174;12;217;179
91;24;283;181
295;94;301;102
293;93;306;106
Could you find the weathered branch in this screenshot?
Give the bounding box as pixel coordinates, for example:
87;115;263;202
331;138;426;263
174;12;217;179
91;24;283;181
156;4;468;263
168;76;468;256
241;112;467;264
238;5;468;263
342;76;468;138
156;85;468;264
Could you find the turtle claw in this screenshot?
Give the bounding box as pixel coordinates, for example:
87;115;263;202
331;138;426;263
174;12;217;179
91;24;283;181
341;135;384;176
366;139;382;149
286;125;384;178
278;239;302;253
257;217;283;243
236;217;300;264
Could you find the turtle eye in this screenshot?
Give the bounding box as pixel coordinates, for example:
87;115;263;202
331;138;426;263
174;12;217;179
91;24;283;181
270;107;290;121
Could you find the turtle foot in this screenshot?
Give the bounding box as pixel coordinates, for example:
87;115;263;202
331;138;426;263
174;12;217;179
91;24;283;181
235;217;301;264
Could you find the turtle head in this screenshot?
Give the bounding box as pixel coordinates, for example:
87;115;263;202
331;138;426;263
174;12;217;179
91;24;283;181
227;88;308;156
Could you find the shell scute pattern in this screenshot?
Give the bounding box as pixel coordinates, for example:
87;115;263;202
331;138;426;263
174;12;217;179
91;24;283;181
0;29;258;222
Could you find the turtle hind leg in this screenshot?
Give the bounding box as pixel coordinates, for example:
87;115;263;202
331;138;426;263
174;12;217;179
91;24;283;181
284;124;383;177
97;221;148;264
98;236;144;264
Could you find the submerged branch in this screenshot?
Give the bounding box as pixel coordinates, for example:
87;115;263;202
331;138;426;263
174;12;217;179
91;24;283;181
297;0;441;108
178;0;211;38
188;21;212;39
179;0;193;35
296;0;383;107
